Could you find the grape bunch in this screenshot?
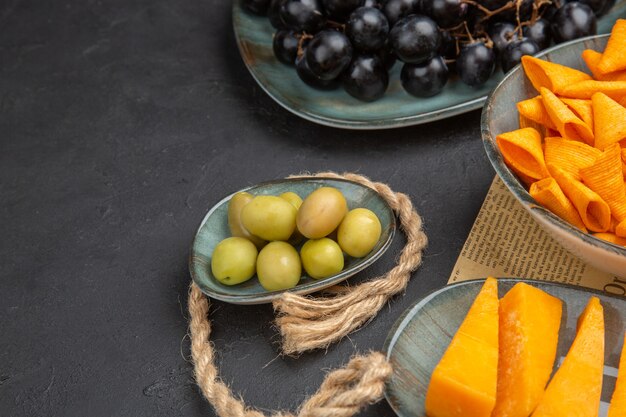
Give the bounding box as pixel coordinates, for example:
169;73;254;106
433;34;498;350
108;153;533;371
243;0;607;101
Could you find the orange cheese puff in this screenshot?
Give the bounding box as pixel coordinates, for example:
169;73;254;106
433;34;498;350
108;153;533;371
594;232;626;246
561;98;593;128
541;87;594;144
608;333;626;417
592;92;626;150
544;137;601;180
617;219;626;238
580;144;626;222
598;19;626;74
517;96;558;130
530;178;588;231
582;49;626;81
549;163;611;232
560;80;626;100
521;55;591;94
497;128;550;181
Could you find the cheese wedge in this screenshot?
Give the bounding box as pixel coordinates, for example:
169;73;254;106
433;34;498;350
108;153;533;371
608;333;626;417
531;297;605;417
425;277;499;417
492;283;563;417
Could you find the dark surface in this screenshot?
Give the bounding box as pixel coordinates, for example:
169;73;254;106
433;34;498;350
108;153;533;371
0;1;494;416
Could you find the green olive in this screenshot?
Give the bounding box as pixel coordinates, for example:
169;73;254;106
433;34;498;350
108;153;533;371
279;192;303;210
297;187;348;239
227;192;266;249
300;238;344;279
280;192;305;245
337;208;382;258
211;237;258;285
257;242;301;291
241;195;297;241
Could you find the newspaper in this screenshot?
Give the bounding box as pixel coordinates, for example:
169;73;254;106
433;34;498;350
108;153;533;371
448;177;626;297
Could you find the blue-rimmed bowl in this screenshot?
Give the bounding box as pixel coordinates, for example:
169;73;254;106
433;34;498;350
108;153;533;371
384;278;626;417
189;177;396;304
482;35;626;279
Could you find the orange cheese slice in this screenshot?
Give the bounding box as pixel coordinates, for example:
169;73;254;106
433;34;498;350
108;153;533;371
541;87;594;144
549;164;611;232
497;128;549;182
531;297;605;417
530;178;588;231
598;19;626;74
544;136;601;180
593;92;626;150
608;334;626;417
582;49;626;82
492;283;563;417
425;277;499;417
521;56;592;94
580;144;626;222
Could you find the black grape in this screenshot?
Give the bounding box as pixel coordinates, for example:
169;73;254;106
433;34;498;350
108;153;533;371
346;7;390;52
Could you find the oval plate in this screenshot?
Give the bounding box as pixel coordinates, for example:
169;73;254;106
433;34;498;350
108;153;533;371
384;278;626;417
189;178;396;305
232;0;626;130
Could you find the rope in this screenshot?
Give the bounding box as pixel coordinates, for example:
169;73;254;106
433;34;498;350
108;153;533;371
274;172;428;355
187;172;427;417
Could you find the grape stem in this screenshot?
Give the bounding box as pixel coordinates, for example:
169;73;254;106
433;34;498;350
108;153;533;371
462;0;518;21
296;33;314;58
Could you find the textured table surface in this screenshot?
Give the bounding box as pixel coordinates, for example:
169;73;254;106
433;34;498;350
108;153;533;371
0;1;494;416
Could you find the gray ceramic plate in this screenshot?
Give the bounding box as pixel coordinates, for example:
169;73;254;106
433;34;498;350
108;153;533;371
384;278;626;417
189;178;396;304
482;34;626;278
232;0;626;129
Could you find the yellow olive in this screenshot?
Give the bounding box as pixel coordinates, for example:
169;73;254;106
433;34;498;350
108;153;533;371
300;238;344;279
279;192;303;210
297;187;348;239
241;195;297;241
257;242;301;291
227;192;266;249
211;237;258;285
337;208;382;257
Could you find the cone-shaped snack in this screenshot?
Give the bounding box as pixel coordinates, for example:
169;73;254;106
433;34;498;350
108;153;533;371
617;219;626;238
622;149;626;178
521;56;591;94
541;87;594;144
497;128;550;182
594;232;626;245
608;333;626;417
425;278;499;417
598;19;626;74
580;144;626;222
531;297;605;417
544;136;601;180
592;92;626;150
582;49;626;81
561;98;593;128
517;96;557;130
530;178;588;231
549;164;611;232
561;80;626;100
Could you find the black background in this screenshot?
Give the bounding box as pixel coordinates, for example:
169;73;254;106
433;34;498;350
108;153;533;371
0;0;494;415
